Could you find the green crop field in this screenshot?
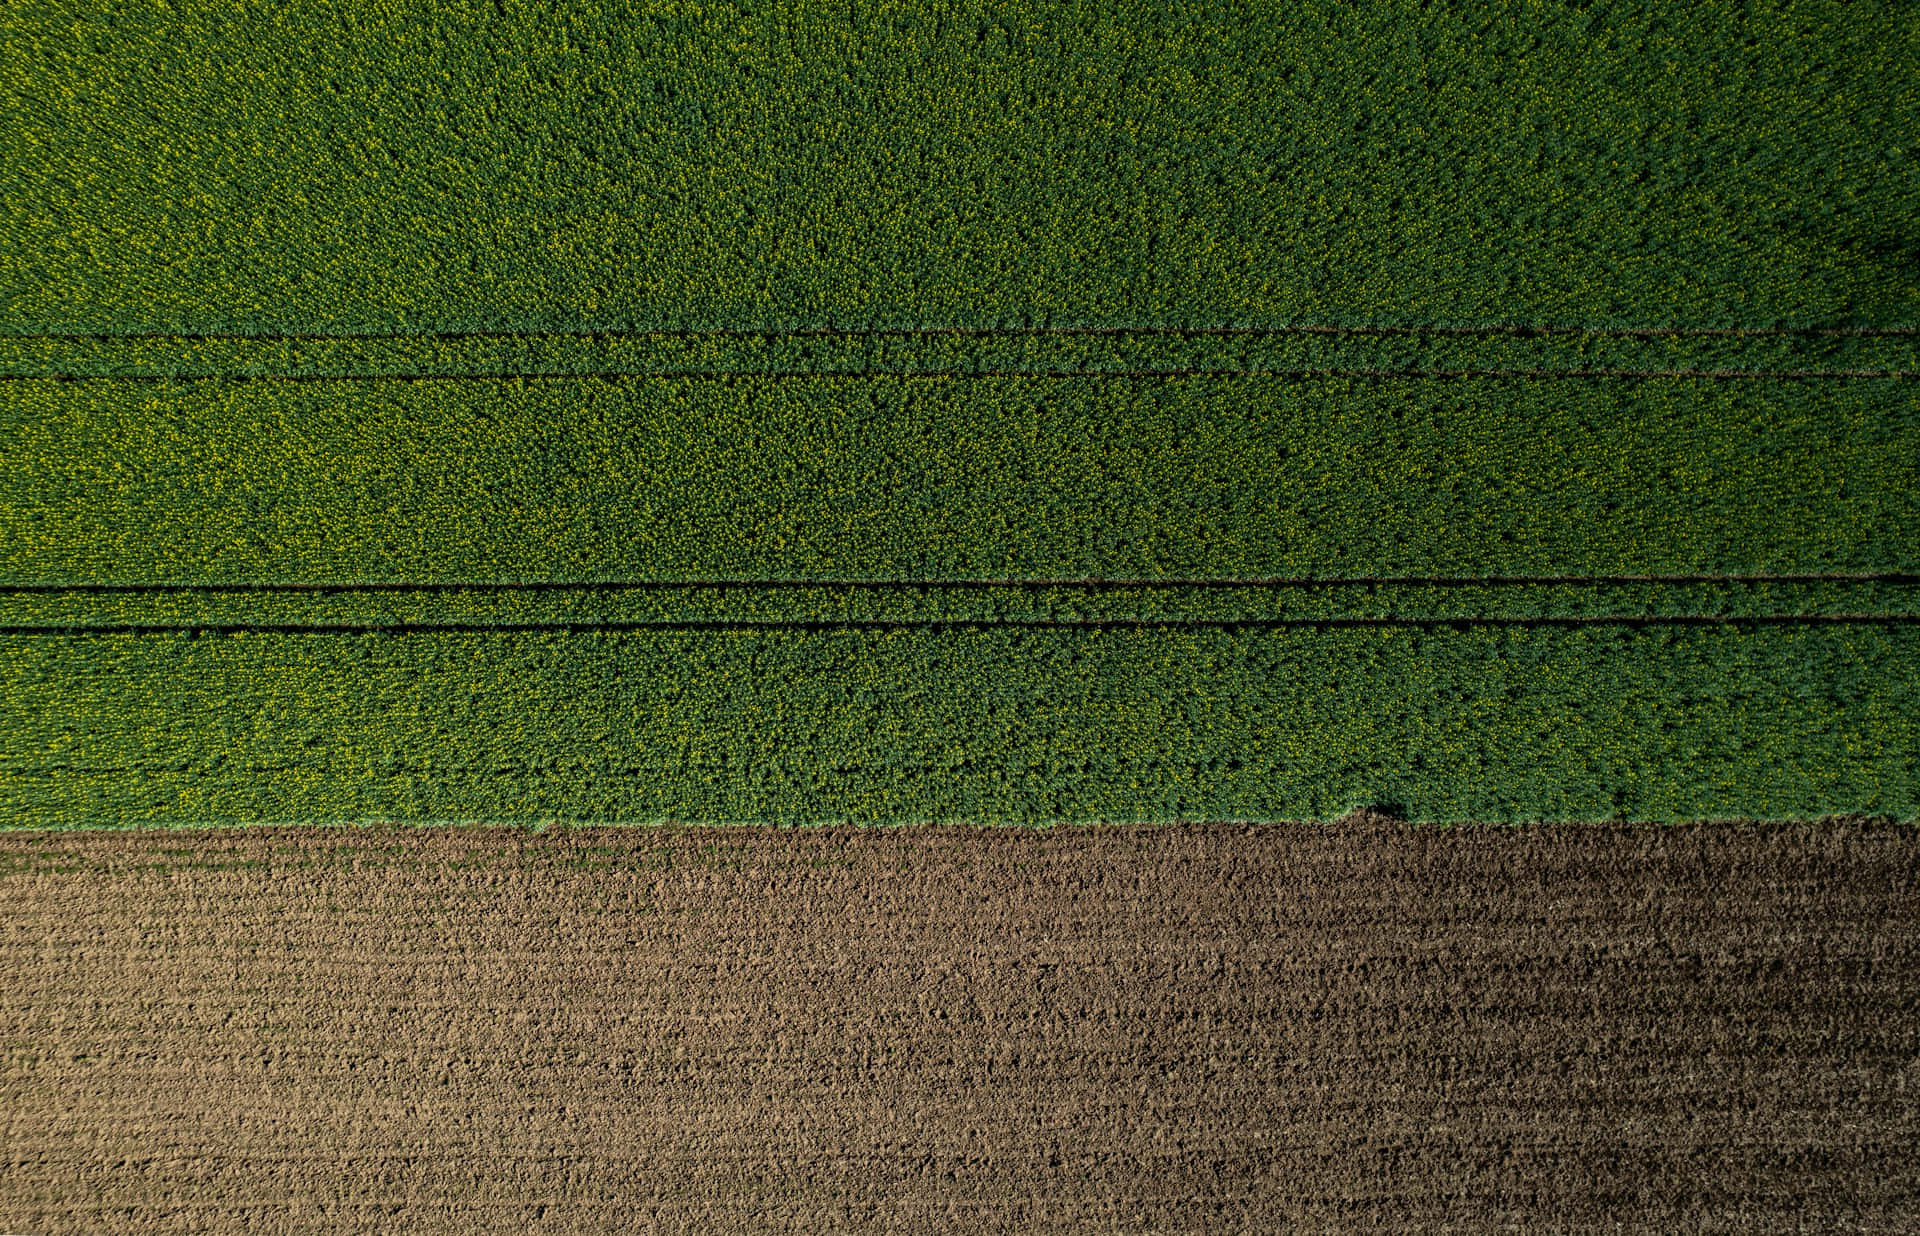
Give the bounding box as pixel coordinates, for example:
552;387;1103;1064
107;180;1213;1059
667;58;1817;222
6;0;1917;331
2;0;1916;826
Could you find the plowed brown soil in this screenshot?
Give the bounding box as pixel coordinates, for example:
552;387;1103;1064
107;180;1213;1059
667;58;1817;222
2;821;1916;1233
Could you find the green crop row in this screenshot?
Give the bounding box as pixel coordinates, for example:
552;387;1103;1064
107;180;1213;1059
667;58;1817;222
0;580;1914;629
4;374;1913;584
4;329;1916;380
3;0;1913;334
1;623;1912;828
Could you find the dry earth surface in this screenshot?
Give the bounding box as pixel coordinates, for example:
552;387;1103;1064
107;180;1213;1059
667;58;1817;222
2;820;1916;1233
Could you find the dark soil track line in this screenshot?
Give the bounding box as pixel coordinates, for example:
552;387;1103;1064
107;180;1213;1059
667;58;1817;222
1;614;1912;637
8;323;1918;342
1;821;1914;1231
8;366;1917;382
5;572;1914;594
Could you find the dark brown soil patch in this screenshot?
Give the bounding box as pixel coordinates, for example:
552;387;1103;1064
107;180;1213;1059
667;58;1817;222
2;822;1915;1232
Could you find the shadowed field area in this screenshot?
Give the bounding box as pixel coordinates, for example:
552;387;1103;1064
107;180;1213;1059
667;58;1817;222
3;821;1915;1232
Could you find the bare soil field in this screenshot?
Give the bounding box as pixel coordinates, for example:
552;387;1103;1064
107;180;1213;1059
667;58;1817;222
2;820;1915;1233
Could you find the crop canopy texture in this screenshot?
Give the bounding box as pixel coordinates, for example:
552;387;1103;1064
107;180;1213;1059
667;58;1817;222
1;0;1915;825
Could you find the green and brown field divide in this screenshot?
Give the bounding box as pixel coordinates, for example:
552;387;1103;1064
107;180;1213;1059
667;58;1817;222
6;0;1920;1228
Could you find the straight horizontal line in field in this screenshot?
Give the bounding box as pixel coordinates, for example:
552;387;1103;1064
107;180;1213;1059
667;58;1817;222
13;329;1908;384
1;614;1913;636
3;573;1914;594
7;367;1916;382
8;324;1919;342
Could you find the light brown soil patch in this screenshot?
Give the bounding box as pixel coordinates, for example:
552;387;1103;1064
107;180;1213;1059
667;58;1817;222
2;822;1916;1232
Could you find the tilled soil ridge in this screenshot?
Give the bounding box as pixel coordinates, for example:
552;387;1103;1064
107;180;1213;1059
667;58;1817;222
2;821;1915;1233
